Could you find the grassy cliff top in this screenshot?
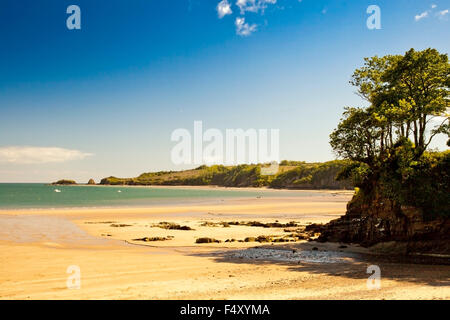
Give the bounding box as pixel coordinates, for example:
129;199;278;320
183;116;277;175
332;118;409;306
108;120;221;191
99;160;353;190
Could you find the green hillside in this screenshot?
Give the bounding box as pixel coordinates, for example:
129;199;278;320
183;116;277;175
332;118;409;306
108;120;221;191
99;161;353;189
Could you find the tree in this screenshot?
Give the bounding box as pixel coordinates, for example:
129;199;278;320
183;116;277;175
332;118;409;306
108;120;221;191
331;48;449;162
383;49;449;154
329;107;381;165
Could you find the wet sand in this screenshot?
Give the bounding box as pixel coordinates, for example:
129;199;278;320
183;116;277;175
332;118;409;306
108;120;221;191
0;191;449;300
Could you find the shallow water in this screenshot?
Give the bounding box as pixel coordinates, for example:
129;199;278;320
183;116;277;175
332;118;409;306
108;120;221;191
0;214;108;245
0;183;327;210
226;247;362;264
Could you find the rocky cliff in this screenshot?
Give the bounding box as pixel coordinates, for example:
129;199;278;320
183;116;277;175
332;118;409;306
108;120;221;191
316;150;450;255
317;194;450;254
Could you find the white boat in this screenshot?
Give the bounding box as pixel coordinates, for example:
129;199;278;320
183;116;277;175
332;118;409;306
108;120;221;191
54;189;61;193
117;190;122;193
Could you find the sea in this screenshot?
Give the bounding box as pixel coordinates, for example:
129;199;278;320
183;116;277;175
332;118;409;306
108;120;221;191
0;183;321;210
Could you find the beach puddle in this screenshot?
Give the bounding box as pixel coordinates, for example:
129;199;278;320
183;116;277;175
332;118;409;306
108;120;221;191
226;248;361;264
0;214;109;246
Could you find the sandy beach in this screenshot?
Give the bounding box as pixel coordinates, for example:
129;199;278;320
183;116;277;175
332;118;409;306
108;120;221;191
0;189;448;300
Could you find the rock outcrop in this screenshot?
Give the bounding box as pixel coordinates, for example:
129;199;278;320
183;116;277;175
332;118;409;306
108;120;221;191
87;179;96;185
318;195;450;254
51;179;77;185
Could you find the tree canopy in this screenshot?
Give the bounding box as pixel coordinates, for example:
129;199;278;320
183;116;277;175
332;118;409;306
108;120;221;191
330;48;449;164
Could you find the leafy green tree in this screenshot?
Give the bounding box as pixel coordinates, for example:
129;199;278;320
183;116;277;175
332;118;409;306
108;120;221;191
331;48;449;162
330;107;381;165
383;49;449;154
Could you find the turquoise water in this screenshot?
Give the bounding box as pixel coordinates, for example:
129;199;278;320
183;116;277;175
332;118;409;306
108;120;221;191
0;184;318;210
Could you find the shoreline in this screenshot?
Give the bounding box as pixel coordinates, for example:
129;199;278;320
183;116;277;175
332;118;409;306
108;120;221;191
0;196;350;217
50;183;355;193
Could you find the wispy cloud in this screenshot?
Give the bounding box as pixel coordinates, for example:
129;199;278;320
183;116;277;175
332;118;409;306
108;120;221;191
236;0;277;14
216;0;280;36
217;0;232;18
438;9;449;18
235;17;257;36
415;4;448;21
415;11;429;21
0;146;93;164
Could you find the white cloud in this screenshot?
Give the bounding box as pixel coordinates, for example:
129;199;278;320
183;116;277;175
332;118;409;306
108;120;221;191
232;0;276;36
215;0;289;36
415;11;429;21
438;9;449;17
0;146;93;164
235;17;257;36
217;0;232;18
236;0;277;14
415;4;449;21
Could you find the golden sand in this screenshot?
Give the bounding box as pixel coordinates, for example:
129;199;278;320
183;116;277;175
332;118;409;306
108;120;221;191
0;191;448;300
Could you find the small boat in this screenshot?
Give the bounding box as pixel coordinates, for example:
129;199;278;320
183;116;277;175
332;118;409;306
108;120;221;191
54;189;61;193
117;190;122;193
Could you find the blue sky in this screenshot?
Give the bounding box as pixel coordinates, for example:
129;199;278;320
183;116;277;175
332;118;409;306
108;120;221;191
0;0;449;182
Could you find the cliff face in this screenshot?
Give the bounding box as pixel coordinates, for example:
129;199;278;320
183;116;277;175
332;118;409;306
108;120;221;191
277;173;352;189
318;194;450;254
270;161;353;189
